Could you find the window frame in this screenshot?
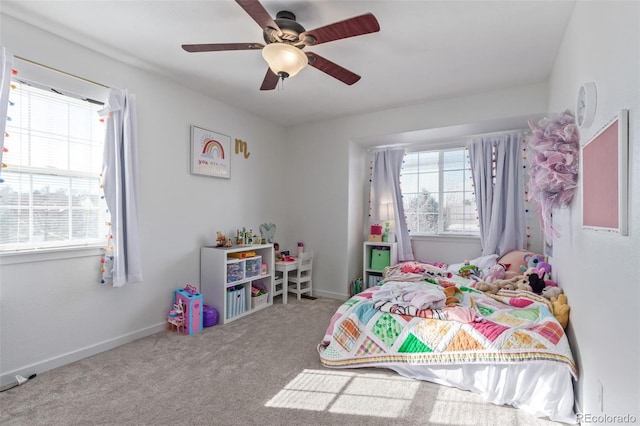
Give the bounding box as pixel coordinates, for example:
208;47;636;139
0;61;109;262
401;143;479;237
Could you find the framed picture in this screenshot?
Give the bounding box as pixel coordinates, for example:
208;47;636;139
190;125;231;178
581;109;629;235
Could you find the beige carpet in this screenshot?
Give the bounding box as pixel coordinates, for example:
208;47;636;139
0;296;568;425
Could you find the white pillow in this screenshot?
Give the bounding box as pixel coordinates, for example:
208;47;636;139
447;254;499;274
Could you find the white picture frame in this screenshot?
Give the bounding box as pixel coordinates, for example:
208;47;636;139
581;109;629;235
190;125;231;179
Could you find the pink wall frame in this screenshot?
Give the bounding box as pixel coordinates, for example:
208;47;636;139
581;109;629;235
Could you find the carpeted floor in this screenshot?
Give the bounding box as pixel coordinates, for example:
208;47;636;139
0;296;568;425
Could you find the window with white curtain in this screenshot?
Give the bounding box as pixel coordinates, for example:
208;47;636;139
401;147;479;235
0;79;107;252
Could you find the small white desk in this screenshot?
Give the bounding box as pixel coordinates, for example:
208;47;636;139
274;259;297;304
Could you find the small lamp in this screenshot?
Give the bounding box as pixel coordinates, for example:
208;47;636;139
380;203;395;242
261;43;308;79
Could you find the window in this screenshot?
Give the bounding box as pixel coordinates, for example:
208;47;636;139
401;148;478;235
0;80;107;252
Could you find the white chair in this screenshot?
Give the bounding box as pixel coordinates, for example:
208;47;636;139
273;270;284;298
287;251;313;300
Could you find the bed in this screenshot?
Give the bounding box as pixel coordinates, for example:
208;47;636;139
318;261;577;423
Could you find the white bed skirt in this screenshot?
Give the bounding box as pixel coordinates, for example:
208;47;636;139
385;362;576;424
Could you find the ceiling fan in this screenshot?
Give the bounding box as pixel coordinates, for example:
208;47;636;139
182;0;380;90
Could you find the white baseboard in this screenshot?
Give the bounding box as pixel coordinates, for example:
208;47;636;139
312;289;349;300
0;322;166;387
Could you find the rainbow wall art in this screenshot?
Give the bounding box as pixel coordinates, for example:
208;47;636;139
190;126;230;178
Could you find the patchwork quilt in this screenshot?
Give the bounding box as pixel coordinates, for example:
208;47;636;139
318;278;577;379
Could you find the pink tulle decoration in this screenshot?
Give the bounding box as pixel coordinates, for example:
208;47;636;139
527;110;580;238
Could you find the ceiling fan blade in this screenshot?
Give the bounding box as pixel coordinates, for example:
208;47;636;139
182;43;264;53
236;0;280;32
260;68;280;91
301;13;380;46
305;52;361;85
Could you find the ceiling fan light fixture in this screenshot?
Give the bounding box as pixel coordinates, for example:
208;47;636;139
261;43;308;79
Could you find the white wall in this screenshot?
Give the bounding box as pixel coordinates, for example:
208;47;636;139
0;15;287;384
547;1;640;418
284;83;549;299
5;9;629;417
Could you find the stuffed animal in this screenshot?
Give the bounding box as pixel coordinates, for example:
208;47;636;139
513;275;533;292
483;263;507;283
443;286;463;306
551;294;570;328
528;271;546;294
215;231;227;247
474;281;500;294
521;253;545;273
458;261;480;279
542;286;563;299
490;276;521;290
536;261;552;276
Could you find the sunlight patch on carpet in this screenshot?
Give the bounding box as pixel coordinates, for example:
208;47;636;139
265;369;419;418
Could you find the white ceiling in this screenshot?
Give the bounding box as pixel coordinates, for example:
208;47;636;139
2;0;576;127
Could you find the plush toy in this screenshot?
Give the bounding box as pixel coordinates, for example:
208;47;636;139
536;261;552;276
474;281;500;294
551;294;570;328
542;286;564;299
443;286;463;306
521;253;545;273
490;276;521;290
513;275;533;292
483;263;507;283
528;271;546;294
458;261;480;279
215;231;227;247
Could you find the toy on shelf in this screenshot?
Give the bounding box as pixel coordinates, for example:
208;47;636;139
215;231;227;247
259;222;277;243
235;227;261;245
368;224;383;242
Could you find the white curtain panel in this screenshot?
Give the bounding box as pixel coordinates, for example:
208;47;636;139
99;88;143;286
469;132;526;257
371;147;414;262
0;47;13;177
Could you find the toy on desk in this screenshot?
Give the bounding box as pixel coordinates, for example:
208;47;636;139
279;250;295;262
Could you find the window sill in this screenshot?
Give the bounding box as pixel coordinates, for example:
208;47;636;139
410;234;480;243
0;246;104;265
